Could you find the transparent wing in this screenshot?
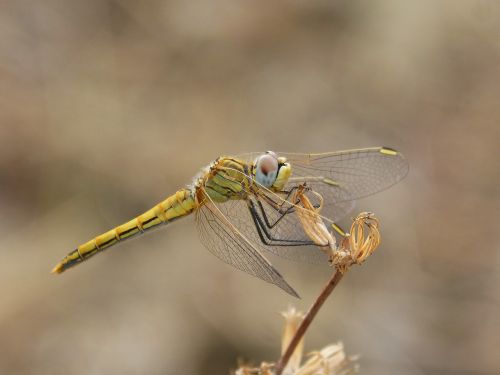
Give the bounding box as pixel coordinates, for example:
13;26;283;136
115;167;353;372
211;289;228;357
197;147;408;266
237;147;408;221
195;189;300;297
207;188;330;264
283;147;408;202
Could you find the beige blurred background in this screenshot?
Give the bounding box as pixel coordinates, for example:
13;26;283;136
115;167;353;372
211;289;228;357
1;1;499;374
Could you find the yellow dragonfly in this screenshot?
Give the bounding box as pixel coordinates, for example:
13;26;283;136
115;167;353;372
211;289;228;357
52;147;408;297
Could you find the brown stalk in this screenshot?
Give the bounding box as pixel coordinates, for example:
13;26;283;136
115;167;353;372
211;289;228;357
273;187;380;374
274;270;345;375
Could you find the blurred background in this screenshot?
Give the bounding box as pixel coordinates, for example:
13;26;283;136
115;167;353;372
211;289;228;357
1;1;499;374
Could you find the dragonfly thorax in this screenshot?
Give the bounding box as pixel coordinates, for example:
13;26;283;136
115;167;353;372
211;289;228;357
194;153;292;205
198;157;251;203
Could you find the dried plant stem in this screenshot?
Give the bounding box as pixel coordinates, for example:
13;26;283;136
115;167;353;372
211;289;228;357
275;270;345;375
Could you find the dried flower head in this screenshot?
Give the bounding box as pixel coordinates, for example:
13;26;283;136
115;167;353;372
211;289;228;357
235;362;274;375
281;307;305;373
332;212;381;273
290;185;381;273
294;343;359;375
293;185;337;252
234;306;358;375
348;212;380;264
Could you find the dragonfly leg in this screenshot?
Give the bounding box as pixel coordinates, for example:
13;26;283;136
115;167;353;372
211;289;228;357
247;200;314;247
256;198;297;229
255;187;300;229
257;189;321;229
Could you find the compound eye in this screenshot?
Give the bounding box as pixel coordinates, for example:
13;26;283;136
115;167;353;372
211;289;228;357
258;154;278;175
255;154;279;187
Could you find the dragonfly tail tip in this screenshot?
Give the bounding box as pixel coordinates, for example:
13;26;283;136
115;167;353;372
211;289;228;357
51;263;64;274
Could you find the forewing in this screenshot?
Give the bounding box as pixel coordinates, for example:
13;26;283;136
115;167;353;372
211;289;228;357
280;147;408;220
195;189;299;297
283;147;408;202
236;147;408;222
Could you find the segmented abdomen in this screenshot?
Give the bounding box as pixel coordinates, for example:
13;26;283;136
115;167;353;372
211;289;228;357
52;189;196;273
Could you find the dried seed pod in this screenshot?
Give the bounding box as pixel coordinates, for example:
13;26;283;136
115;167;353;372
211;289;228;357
348;212;380;265
331;212;381;273
292;185;337;253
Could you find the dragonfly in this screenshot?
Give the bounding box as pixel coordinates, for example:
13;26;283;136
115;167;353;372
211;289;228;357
52;147;408;297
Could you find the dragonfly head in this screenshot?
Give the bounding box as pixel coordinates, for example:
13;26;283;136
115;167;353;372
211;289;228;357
254;151;291;191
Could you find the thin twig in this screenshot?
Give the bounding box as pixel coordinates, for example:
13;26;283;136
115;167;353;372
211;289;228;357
275;270;345;375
